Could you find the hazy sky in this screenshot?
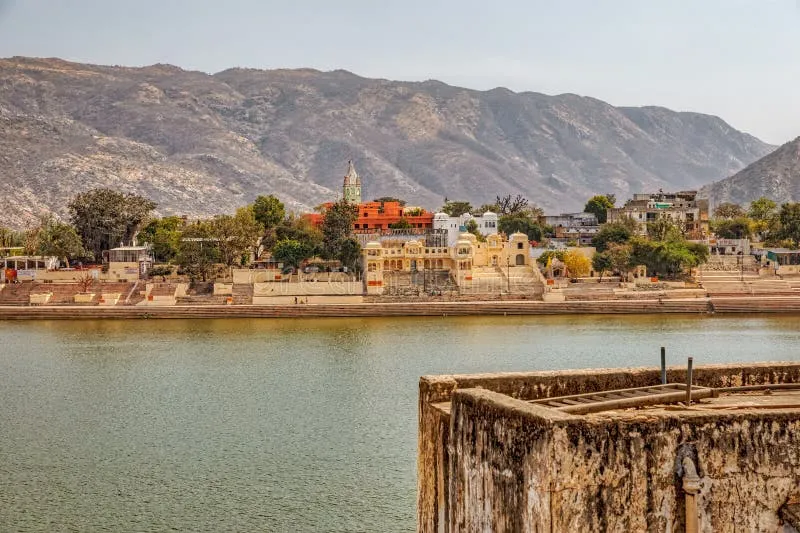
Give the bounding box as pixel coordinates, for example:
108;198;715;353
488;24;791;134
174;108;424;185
1;0;798;145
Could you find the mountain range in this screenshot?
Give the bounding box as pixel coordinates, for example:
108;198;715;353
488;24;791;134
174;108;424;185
0;56;778;228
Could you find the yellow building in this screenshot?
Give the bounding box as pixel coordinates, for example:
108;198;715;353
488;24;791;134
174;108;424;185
363;232;542;296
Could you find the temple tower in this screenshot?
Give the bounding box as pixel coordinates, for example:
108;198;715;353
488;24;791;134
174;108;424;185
342;160;362;204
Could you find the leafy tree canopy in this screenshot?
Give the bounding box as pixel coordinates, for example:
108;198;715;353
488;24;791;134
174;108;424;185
713;202;745;219
252;195;286;229
646;217;684;242
68;188;156;261
584;194;616;223
772;202;800;247
176;222;219;282
747;197;777;222
211;207;262;266
464;219;486;242
712;217;753;240
34;216;85;265
272;239;315;269
498;212;544;242
591;222;633;252
441;200;473;217
140;216;184;264
592;251;614;279
320;200;359;265
629;237;707;278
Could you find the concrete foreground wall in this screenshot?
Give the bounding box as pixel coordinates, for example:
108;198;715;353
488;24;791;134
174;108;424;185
418;362;800;533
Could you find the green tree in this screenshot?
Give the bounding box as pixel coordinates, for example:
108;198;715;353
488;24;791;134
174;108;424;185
464;219;486;242
607;243;633;278
712;217;753;239
646;217;684;242
772;202;800;247
272;239;314;269
337;237;362;273
592;251;613;281
498;213;544;242
747;197;777;241
713;202;745;219
176;222;219;282
474;203;499;215
320;200;359;263
441;200;473;217
252;195;285;229
210;207;262;266
0;226;23;248
591;222;633;252
629;237;706;278
140;216;183;263
748;197;777;222
265;214;322;253
68;188;156;260
584;194;616;224
35;217;85;265
536;250;565;267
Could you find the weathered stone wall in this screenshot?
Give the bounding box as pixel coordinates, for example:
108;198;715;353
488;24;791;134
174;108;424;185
448;390;800;532
418;362;800;533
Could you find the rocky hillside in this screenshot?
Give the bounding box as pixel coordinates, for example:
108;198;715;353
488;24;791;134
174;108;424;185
0;56;776;228
700;137;800;207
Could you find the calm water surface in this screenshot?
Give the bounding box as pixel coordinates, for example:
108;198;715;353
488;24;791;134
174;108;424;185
1;314;799;532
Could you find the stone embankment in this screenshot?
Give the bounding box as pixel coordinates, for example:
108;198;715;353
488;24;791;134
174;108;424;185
0;298;715;320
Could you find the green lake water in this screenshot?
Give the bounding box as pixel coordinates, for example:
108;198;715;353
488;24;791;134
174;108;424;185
1;314;798;532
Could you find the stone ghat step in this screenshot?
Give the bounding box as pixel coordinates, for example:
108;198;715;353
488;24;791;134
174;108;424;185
0;300;713;319
710;297;800;312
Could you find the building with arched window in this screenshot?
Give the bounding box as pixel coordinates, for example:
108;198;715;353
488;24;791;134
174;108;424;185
362;231;541;296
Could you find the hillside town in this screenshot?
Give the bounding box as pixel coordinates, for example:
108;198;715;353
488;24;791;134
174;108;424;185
1;160;799;311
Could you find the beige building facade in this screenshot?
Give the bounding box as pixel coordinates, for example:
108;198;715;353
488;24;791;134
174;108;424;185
363;232;537;295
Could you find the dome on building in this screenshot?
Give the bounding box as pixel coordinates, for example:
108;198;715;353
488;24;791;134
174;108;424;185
482;211;498;219
434;212;450;221
509;232;528;241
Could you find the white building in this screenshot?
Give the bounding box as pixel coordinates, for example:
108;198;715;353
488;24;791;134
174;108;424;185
433;211;499;246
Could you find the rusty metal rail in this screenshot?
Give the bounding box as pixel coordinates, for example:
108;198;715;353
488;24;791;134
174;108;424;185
530;383;715;415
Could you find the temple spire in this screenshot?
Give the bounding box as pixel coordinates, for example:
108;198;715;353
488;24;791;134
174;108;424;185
342;160;362;204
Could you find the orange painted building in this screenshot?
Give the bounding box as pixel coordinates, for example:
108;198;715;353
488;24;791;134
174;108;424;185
304;161;434;231
305;200;434;232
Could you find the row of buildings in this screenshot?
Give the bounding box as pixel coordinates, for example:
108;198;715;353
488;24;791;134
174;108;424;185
545;190;711;247
322;162;713;248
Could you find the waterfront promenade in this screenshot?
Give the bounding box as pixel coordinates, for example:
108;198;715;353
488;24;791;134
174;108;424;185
1;295;799;319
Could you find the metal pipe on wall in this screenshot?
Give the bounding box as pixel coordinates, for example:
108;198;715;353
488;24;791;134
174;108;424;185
682;456;701;533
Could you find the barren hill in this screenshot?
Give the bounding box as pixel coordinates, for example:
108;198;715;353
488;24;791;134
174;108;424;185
0;56;775;228
700;137;800;207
